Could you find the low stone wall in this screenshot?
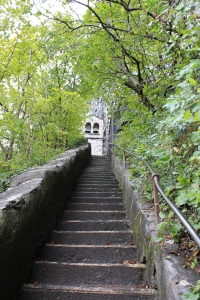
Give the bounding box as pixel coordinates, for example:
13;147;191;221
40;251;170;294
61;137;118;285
109;149;199;300
0;145;91;300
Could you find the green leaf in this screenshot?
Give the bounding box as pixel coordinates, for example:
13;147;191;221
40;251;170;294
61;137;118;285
159;211;166;219
158;155;171;163
184;110;191;120
182;293;199;300
181;30;191;35
154;236;164;243
189;78;197;85
152;148;167;156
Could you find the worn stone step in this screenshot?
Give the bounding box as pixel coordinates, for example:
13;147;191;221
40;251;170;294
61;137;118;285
79;176;116;181
78;179;118;184
84;170;112;172
87;160;111;168
51;230;132;245
75;188;121;194
65;203;124;211
30;261;146;286
87;166;111;168
77;181;118;186
83;166;114;176
78;178;117;183
71;197;123;203
17;284;156;300
15;156;158;300
76;183;120;188
73;191;122;197
88;161;110;164
39;244;137;263
62;210;126;220
79;172;116;181
57;220;130;231
88;165;111;168
83;170;112;174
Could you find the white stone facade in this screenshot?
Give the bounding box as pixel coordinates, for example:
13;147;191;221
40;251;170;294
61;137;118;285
84;116;104;156
84;98;110;156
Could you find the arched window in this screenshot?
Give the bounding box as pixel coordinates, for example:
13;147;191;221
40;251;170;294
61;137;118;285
93;123;99;133
85;122;91;133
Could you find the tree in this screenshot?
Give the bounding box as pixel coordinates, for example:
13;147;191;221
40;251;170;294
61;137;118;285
0;0;88;186
51;0;200;250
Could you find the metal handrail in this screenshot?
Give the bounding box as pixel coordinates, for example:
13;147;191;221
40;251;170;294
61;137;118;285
110;143;200;248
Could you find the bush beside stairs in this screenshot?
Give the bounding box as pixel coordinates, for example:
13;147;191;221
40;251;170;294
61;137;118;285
16;156;157;299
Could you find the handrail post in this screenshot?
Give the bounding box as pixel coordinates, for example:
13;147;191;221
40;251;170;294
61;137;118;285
152;174;160;225
122;150;126;169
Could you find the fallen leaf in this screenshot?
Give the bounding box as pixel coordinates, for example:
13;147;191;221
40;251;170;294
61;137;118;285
189;246;195;252
165;235;173;239
193;250;199;257
185;261;191;267
179;280;190;287
187;256;194;262
122;259;140;264
194;267;200;274
122;260;129;264
128;260;136;264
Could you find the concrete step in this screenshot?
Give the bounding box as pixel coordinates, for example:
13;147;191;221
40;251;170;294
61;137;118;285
17;284;156;300
71;196;123;203
75;188;121;193
79;172;116;182
83;170;112;173
80;170;115;174
84;165;111;168
83;163;111;167
51;230;133;245
73;191;122;197
15;156;157;300
81;170;114;174
30;261;146;286
65;203;124;211
76;183;120;188
39;244;137;263
62;210;126;220
57;220;129;231
78;179;118;184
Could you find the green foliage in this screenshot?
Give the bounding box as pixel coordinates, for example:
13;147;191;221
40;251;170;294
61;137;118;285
183;280;200;300
67;0;200;262
0;0;89;188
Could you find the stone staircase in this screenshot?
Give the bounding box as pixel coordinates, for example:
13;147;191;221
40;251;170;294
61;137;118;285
16;156;157;299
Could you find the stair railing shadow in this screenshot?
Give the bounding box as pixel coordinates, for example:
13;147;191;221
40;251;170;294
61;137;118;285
109;143;200;248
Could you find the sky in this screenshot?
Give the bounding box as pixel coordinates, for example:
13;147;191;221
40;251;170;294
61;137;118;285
32;0;88;17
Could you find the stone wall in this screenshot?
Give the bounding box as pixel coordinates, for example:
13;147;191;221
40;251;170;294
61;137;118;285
87;138;103;155
0;145;91;300
108;148;199;300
